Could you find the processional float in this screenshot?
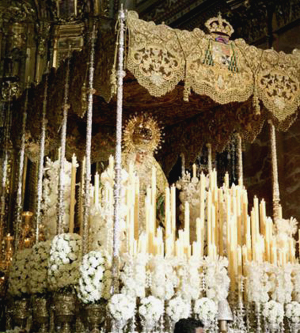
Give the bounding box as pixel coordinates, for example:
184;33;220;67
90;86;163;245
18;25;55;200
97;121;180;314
1;6;300;333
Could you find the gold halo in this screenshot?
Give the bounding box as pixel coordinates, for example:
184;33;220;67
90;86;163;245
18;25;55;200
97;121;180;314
123;114;163;154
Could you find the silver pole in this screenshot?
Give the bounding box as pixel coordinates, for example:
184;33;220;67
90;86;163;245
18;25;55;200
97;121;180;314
207;143;212;173
0;88;12;259
269;120;281;220
112;5;126;294
57;56;71;235
237;134;243;187
82;24;97;255
35;75;48;244
14;86;29;251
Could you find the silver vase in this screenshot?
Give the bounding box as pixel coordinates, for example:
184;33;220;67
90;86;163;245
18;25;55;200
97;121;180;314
86;303;106;333
53;293;76;333
13;298;29;329
32;296;49;333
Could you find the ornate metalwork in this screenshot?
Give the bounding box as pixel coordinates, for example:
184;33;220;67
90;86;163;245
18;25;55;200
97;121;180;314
53;293;76;333
14;86;28;252
57;55;71;235
207;143;212;173
86;303;106;333
269;120;281;221
32;296;49;333
0;89;12;262
237;133;243;187
34;75;48;243
82;24;97;255
112;5;126;295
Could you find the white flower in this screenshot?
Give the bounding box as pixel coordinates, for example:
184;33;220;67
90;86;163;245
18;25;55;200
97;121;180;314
28;241;51;294
166;296;191;322
204;256;230;302
42;158;73;240
8;249;32;297
138;296;164;323
148;256;176;301
286;302;300;323
77;249;111;304
48;233;81;291
245;261;272;304
108;294;135;321
194;297;217;324
262;300;284;325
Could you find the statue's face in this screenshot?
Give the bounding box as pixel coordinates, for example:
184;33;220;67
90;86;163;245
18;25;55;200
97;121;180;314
135;151;147;163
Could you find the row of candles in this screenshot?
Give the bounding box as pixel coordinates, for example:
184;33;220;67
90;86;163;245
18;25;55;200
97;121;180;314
2;151;298;298
92;158;298;297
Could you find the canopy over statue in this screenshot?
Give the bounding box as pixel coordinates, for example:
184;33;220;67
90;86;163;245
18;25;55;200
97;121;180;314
12;11;300;173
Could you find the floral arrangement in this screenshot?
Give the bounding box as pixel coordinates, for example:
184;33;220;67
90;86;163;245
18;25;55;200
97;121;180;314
286;301;300;323
166;296;191;323
269;264;293;304
148;256;178;301
78;250;112;304
120;253;148;298
176;172;209;241
245;261;272;303
89;164;128;254
8;249;32;297
176;256;201;300
138;295;164;323
262;300;284;325
205;256;230;302
274;217;298;249
107;293;135;322
194;297;218;324
48;233;81;291
42;158;72;240
28;241;51;294
292;265;300;302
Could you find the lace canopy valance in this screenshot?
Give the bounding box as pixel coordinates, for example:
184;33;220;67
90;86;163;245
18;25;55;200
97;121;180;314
126;11;300;124
12;11;300;166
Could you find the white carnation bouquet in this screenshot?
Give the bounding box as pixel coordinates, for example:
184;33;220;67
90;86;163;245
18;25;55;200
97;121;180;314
262;300;284;325
42;158;72;240
194;297;218;325
292;264;300;302
205;256;230;302
176;256;201;300
166;296;191;323
8;248;32;297
28;241;51;294
107;293;135;322
269;264;293;304
78;250;112;304
286;301;300;323
120;253;148;298
245;261;272;304
148;256;178;301
48;233;81;291
138;295;164;323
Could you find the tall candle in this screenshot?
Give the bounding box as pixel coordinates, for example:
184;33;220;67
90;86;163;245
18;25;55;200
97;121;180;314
184;201;190;246
224;172;229;188
192;163;197;178
171;185;176;239
152;166;157;232
165;187;171;239
134;176;139;239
